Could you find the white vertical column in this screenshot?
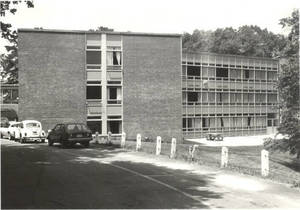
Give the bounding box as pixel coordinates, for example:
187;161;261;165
221;146;228;168
136;133;141;151
121;132;126;148
156;136;161;155
101;33;107;135
261;149;269;177
170;138;176;158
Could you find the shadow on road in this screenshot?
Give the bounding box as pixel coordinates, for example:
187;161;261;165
2;140;224;209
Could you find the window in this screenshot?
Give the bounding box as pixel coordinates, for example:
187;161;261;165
216;67;228;78
267;94;277;103
107;51;122;65
87;121;102;134
183;118;193;129
87;86;101;100
267;72;277;81
86;51;101;64
187;66;200;76
108;87;122;104
187;92;198;102
107;121;122;134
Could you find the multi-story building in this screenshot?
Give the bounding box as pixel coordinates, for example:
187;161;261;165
182;52;279;138
17;28;279;142
18;29;182;141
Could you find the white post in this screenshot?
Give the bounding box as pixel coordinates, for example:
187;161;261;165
121;132;126;148
95;132;100;144
170;138;176;158
221;146;228;168
136;134;141;151
107;131;112;144
156;136;162;155
189;144;198;160
261;149;269;177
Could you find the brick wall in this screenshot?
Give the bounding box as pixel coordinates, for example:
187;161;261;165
123;35;182;142
18;31;86;131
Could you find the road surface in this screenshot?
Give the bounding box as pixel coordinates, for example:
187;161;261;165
1;139;300;209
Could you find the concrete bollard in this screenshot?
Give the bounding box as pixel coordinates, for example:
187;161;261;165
189;144;199;160
156;136;162;155
121;132;126;148
107;131;112;144
170;138;176;158
95;132;100;144
261;149;269;177
221;146;228;168
136;134;141;151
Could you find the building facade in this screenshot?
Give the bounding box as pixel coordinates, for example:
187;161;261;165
17;28;279;141
0;83;19;121
18;29;182;141
182;52;279;138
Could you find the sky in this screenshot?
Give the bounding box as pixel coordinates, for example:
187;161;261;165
0;0;299;53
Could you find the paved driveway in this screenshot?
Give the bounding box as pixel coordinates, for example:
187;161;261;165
1;139;300;209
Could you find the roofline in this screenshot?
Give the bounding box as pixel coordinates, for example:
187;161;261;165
183;51;279;62
18;28;182;37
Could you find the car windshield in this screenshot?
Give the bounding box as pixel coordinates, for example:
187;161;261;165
26;123;40;128
66;124;88;132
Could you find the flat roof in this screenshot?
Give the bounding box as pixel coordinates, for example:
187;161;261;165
18;28;182;38
183;51;279;62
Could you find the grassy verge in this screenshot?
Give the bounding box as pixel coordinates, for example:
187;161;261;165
108;139;300;188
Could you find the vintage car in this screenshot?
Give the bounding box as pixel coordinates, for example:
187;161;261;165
47;123;92;148
18;120;46;143
7;122;22;140
0;121;21;140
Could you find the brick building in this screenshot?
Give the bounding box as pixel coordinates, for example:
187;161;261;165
18;29;182;141
17;28;278;141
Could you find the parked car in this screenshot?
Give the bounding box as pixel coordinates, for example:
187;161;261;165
18;120;46;143
7;122;22;140
0;117;10;139
47;123;92;147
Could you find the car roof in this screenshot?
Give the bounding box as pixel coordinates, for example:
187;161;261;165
9;121;21;125
22;120;41;124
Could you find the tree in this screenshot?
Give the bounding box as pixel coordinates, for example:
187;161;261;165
276;9;300;158
88;26;114;32
182;25;286;59
0;0;34;84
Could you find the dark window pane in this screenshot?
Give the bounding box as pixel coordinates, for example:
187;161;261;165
87;86;101;99
87;121;102;134
216;67;228;77
187;66;200;76
187;92;198;102
86;51;101;64
109;88;117;99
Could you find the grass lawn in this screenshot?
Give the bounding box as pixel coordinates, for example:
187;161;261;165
111;139;300;188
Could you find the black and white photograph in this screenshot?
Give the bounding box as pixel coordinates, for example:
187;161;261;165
0;0;299;209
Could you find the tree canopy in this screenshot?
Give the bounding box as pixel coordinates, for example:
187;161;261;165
276;9;300;158
182;25;287;58
0;0;34;84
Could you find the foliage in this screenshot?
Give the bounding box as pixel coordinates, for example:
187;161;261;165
182;25;287;58
1;108;18;121
0;0;34;84
276;9;300;158
88;26;114;32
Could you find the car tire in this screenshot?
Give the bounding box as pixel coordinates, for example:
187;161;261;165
48;139;53;146
20;138;24;144
82;142;89;148
62;140;68;148
41;139;45;143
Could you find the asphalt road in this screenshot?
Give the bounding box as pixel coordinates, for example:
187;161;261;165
1;139;300;209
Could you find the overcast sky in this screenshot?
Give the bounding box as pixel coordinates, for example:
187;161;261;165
0;0;299;53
